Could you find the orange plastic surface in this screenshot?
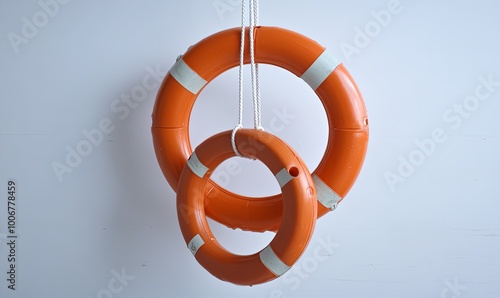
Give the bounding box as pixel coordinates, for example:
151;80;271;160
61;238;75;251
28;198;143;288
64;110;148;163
152;26;369;232
177;129;317;285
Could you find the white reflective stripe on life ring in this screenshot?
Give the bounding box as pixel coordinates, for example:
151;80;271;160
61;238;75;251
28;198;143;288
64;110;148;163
187;152;209;178
187;234;205;256
259;245;290;276
301;50;340;90
275;168;294;188
313;174;342;210
170;57;207;94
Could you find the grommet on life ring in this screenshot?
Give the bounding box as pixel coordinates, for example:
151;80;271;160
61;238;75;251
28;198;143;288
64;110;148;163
152;26;369;232
177;129;317;285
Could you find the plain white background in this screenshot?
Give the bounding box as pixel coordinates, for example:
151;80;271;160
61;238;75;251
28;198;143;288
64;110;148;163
1;0;499;297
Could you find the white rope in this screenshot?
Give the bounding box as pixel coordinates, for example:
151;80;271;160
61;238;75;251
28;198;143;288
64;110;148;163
231;0;262;157
249;0;263;130
254;0;262;130
231;0;246;157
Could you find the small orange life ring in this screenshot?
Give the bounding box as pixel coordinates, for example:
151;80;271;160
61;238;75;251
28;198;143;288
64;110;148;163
152;26;369;232
177;129;317;285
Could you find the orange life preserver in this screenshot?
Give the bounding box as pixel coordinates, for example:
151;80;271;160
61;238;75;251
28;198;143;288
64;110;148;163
177;129;317;285
152;26;369;232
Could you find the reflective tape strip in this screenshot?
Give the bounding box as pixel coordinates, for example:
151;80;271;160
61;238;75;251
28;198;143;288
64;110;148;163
169;58;207;94
259;245;290;276
301;50;340;90
187;234;205;256
275;168;293;188
313;175;342;210
187;152;209;178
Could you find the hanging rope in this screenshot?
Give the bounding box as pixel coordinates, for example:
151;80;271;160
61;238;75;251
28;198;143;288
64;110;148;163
249;0;262;130
231;0;262;157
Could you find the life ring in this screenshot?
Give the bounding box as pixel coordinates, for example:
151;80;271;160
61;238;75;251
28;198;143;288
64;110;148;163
152;26;369;232
177;129;317;285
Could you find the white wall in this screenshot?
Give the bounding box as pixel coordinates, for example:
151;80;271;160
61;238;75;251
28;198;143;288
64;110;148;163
1;0;499;297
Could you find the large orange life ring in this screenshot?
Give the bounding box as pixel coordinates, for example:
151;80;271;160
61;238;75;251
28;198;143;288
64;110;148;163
152;26;369;232
177;129;317;285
